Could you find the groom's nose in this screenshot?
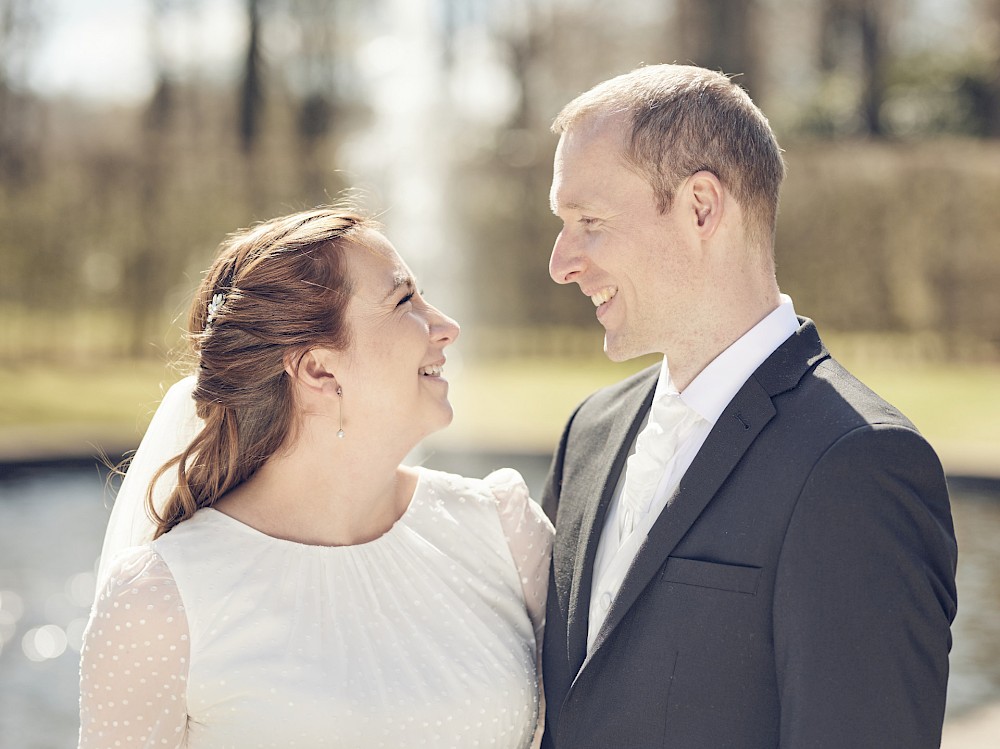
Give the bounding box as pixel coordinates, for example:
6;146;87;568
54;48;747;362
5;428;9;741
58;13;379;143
549;229;585;285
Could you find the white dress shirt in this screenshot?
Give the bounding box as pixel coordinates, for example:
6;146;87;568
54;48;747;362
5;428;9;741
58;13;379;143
587;295;800;652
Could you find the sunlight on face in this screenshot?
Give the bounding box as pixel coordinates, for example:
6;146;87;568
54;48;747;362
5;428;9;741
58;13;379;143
337;230;460;445
549;119;699;361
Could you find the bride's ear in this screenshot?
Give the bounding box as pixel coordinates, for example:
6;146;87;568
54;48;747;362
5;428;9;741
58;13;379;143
284;348;340;396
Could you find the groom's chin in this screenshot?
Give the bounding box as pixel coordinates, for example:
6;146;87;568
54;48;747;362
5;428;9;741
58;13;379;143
602;334;644;363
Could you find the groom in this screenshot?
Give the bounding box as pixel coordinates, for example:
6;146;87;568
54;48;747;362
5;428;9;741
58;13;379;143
540;64;957;748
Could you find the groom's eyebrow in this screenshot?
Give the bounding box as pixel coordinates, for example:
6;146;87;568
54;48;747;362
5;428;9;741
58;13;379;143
551;198;591;215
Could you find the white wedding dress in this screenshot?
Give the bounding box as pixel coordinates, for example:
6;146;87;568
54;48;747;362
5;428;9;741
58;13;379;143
79;382;552;749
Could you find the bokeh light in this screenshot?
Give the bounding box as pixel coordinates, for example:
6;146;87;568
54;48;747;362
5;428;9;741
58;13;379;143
66;571;97;608
0;589;25;619
0;590;25;650
66;617;90;653
22;624;69;662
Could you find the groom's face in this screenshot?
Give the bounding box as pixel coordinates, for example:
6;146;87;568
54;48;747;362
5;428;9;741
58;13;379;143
548;118;701;362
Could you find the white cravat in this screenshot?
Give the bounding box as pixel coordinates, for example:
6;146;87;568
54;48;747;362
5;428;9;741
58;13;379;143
586;295;801;654
618;392;703;544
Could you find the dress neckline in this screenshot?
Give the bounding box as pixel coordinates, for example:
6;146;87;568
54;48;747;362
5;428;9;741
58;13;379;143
201;467;427;551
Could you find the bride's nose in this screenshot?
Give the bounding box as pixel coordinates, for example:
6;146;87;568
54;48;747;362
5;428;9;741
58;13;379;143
429;307;460;345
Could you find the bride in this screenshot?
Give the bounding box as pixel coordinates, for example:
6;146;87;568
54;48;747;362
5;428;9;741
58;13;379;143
79;206;553;748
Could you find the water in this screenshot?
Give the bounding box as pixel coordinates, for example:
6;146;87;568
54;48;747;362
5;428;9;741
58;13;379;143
1;460;997;748
0;466;110;749
944;483;1000;716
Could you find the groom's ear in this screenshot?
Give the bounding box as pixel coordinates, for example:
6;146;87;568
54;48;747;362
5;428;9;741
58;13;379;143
685;170;726;238
284;348;340;396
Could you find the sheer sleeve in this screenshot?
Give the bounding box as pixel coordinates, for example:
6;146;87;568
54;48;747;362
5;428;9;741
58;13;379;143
485;468;554;644
79;546;190;749
486;468;554;749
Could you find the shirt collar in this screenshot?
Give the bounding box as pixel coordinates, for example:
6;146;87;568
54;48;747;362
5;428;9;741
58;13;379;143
655;294;799;425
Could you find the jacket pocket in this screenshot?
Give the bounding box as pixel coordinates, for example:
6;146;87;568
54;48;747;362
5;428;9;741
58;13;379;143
660;556;761;595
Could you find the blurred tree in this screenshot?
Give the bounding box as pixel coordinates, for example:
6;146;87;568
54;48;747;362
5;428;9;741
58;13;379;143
289;0;341;202
965;0;1000;136
1;2;63;360
296;90;334;197
127;0;178;357
857;0;887;136
675;0;760;97
240;0;265;155
238;0;273;215
0;0;40;184
490;0;561;325
817;0;896;137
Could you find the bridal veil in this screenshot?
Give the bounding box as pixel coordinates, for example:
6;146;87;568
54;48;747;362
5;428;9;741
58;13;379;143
96;375;201;588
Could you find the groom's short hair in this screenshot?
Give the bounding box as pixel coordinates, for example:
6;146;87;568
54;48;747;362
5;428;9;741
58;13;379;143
552;64;785;252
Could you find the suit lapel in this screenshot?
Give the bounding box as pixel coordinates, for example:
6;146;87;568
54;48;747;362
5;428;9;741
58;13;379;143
586;377;775;658
583;319;829;661
565;374;656;675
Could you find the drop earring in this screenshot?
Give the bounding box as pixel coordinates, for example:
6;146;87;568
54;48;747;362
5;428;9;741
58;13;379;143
336;386;345;439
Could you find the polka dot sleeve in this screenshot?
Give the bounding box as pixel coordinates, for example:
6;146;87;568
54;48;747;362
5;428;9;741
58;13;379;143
79;546;189;749
487;469;554;749
486;468;555;646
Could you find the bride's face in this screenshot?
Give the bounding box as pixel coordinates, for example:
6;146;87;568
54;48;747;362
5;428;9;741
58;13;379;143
334;230;460;446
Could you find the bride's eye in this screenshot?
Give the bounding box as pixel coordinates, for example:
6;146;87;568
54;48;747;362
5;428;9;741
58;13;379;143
396;291;414;307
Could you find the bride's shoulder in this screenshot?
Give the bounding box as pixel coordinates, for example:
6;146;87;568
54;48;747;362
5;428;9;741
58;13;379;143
417;466;530;509
98;544;170;585
93;545;179;613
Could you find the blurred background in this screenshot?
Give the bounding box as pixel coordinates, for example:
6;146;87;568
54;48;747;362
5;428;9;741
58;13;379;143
0;0;998;746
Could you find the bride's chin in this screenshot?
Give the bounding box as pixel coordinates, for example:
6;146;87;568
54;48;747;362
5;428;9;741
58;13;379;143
399;408;454;451
425;404;455;436
434;405;455;431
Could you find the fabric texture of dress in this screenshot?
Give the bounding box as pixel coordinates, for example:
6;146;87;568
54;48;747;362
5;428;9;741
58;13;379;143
79;467;552;749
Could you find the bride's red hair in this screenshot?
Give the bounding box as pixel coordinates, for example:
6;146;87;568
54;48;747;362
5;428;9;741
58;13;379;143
147;206;372;538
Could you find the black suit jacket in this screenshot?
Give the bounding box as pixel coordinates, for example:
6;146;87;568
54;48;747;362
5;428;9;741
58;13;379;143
540;320;957;749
